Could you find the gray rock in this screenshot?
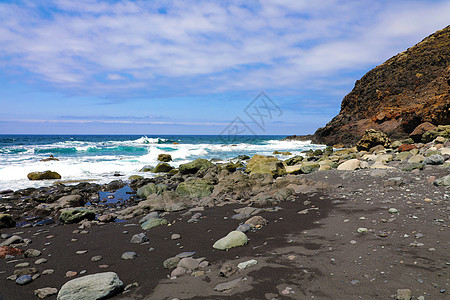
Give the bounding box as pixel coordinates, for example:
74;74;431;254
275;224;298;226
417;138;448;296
0;235;23;247
35;258;48;265
213;231;248;250
138;212;159;224
177;257;199;271
121;252;137;260
57;272;123;300
171;267;186;277
396;288;412;300
16;275;32;285
91;256;103;262
34;287;58;299
23;248;42;258
434;174;450;186
214;278;243;292
130;233;149;244
59;208;95;224
141;218;168;230
236;224;252;233
57;195;84;208
423;154;444;165
175;252;196;259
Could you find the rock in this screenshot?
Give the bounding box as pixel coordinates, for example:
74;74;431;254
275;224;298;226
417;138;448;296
128;175;143;180
246;155;286;177
236;224;252;233
139;212;159;224
214;278;242;292
158;154;172;162
130;233;149;244
179;158;213;174
137;183;166;198
284;165;303;174
219;262;238;277
60;208;95;224
337;159;360;171
97;213;117;223
176;180;213;199
28;170;61;180
40;155;59;162
408;155;425;164
299;162;320;174
356;129;391;151
35;258;48;265
0;214;15;229
121;252;137;260
402;163;424;172
388;208;398;213
237;259;258;270
422;125;450;142
163;257;181;269
423;154;444;165
153;162;173;173
244;216;268;228
434;174;450;186
398;144;417;152
139;165;154;172
357;227;368;234
42;269;55;275
284;155;303;166
396;288;412;300
171;234;181;240
178;258;199;270
141;218;168;230
213;231;248;250
14;267;38;276
57;272;123;300
434;136;447;143
410;122;437;141
15;262;30;268
171;267;186;277
91;256;102;262
440;147;450;155
57;195;84;208
0;235;23;247
16;275;32;285
35;287;58;299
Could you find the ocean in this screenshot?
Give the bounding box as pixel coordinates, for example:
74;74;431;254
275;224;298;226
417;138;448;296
0;135;324;191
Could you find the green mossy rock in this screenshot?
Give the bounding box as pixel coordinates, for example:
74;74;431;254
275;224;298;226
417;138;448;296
179;158;213;174
59;208;95;224
176;180;213;199
141;218;168;230
157;154;172;162
153;163;173;173
300;162;320;174
422;125;450;143
356;129;391;151
136;183;166;198
284;155;303;166
402;163;424;172
27;170;61;181
213;231;248;250
246;155;286;177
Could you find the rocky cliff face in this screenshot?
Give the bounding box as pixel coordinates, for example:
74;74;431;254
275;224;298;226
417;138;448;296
313;25;450;146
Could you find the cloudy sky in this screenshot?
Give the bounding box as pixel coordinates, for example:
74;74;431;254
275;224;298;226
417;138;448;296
0;0;449;135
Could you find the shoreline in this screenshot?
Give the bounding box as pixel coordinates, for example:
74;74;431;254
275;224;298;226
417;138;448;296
1;134;449;299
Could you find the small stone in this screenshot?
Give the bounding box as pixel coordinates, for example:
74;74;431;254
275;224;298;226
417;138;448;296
121;252;137;260
191;270;204;277
163;257;180;269
23;249;41;258
357;227;368;234
130;233;149;244
396;288;412;300
99;264;109;269
16;274;32;285
171;267;186;277
42;269;54;275
35;258;48;265
178;257;199;270
15;262;30;268
237;259;258;270
76;250;88;255
7;275;17;281
219;262;238;278
388;208;398;214
66;271;77;277
350;240;357;244
34;287;58;299
91;255;103;262
171;234;181;240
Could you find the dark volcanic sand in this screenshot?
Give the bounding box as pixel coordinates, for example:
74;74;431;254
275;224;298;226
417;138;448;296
1;166;449;300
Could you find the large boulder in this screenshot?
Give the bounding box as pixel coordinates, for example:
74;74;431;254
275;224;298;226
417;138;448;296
136;183;166;198
144;191;192;212
152;163;173;173
246;155;286;177
356;129;391;151
213;231;248;250
176;180;213;199
157;154;172;162
337;159;360;171
422;125;450;142
57;272;123;300
27;171;61;181
409;122;436;142
0;214;15;229
59;208;95;224
179;158;213;174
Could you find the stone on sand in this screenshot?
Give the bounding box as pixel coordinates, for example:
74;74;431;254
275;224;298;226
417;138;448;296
57;272;123;300
213;231;248;250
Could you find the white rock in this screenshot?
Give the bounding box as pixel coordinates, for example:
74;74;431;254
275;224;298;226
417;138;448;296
57;272;123;300
237;259;258;270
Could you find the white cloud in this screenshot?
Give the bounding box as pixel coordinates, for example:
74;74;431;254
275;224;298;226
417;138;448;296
0;0;449;96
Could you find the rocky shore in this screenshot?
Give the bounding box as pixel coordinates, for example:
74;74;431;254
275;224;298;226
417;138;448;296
1;128;449;300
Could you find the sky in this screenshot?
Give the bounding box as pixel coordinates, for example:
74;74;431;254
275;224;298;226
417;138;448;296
0;0;449;135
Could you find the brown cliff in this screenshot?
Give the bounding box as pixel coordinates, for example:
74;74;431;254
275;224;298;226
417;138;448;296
312;25;450;146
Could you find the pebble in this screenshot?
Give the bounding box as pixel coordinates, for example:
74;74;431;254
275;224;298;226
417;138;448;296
350;240;357;244
237;259;258;270
171;234;181;240
91;255;103;262
16;275;33;285
65;271;77;277
34;287;58;299
23;249;41;258
357;227;368;234
388;208;398;214
35;258;48;265
130;233;149;244
121;252;137;260
42;269;54;275
15;262;30;268
99;264;109;268
76;250;88;254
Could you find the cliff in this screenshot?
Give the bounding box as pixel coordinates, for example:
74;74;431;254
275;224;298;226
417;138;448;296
312;25;450;146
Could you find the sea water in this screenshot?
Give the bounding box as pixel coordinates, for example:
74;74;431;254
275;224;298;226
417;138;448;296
0;135;324;191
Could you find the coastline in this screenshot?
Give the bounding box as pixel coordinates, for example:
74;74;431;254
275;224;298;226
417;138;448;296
1;134;449;300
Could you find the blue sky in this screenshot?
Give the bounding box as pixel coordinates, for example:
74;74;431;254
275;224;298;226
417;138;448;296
0;0;449;135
